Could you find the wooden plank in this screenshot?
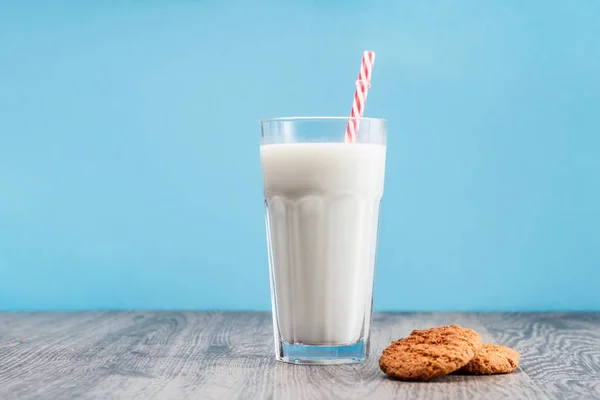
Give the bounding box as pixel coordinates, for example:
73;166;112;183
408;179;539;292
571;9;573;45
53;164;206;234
480;313;600;400
0;312;597;399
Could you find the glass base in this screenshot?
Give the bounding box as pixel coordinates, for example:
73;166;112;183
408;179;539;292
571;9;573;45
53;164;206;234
276;339;367;365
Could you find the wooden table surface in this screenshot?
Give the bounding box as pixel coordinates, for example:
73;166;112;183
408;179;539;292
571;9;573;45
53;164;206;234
1;312;599;399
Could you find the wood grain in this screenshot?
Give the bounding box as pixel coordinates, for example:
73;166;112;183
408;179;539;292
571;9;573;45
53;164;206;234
0;312;598;399
479;313;600;400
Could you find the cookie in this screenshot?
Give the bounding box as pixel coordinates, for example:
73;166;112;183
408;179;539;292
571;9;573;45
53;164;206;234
458;344;520;375
379;325;483;381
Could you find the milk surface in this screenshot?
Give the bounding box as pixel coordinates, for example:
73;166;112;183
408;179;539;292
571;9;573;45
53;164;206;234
261;143;386;345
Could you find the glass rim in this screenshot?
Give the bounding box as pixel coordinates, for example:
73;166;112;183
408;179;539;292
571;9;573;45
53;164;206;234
260;116;386;123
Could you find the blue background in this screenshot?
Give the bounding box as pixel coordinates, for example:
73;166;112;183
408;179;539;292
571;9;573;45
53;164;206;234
1;1;599;311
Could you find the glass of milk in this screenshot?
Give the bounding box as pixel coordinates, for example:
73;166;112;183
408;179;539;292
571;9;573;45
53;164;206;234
260;117;387;365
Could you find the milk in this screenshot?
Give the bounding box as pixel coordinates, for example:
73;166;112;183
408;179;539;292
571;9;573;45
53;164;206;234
261;143;386;345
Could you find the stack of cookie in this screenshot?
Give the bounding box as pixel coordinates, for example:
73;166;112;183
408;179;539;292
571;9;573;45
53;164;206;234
379;325;520;381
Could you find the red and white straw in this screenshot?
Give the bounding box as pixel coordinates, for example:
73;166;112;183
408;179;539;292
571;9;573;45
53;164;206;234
345;51;376;143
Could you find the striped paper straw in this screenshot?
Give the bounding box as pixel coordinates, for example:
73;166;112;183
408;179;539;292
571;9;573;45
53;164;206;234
345;51;376;143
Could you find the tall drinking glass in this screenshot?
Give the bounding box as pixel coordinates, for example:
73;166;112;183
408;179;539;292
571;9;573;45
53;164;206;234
260;117;387;364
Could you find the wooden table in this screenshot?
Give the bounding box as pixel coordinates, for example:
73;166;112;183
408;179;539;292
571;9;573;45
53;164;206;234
1;312;599;399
